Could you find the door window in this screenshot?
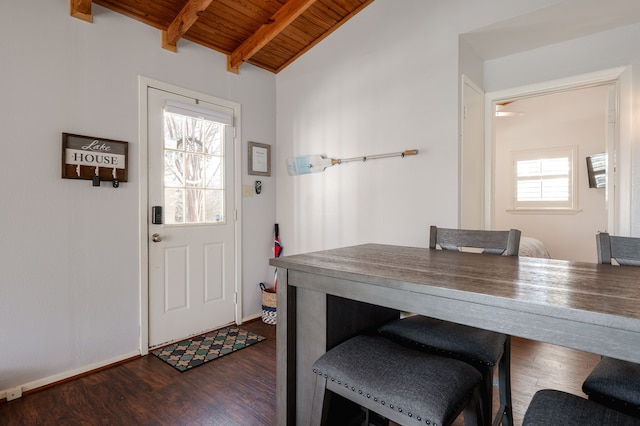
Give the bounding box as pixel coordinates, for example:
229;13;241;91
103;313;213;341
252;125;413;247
163;104;229;225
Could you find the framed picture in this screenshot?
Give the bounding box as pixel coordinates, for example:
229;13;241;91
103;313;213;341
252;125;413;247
248;141;271;176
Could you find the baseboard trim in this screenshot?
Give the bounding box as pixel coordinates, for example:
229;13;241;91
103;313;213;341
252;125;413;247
2;317;265;402
1;350;141;402
241;312;262;323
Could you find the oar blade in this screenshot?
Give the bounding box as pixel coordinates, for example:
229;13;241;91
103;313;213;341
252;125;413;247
286;155;333;175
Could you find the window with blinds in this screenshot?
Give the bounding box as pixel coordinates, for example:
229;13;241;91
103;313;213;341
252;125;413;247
510;146;577;211
162;101;233;225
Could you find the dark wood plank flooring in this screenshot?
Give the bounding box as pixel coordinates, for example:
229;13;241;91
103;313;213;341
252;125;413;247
451;336;600;426
0;320;600;426
0;320;277;426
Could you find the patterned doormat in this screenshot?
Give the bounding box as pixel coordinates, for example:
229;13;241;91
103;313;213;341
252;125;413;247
151;326;266;372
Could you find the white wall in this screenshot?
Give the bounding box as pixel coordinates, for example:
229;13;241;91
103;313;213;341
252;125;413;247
493;87;609;262
275;0;640;260
0;1;276;394
275;0;560;255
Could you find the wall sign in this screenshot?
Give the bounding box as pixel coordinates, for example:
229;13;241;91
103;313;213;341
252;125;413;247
62;133;128;183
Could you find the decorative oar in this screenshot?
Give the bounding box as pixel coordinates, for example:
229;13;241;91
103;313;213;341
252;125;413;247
286;149;418;176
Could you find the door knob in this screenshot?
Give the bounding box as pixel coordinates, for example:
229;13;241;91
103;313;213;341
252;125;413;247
152;233;162;242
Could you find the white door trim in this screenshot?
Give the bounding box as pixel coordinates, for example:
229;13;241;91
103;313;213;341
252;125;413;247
137;76;243;355
459;74;485;229
483;66;631;236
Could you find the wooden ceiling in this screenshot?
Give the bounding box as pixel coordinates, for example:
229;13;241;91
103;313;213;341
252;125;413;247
70;0;374;74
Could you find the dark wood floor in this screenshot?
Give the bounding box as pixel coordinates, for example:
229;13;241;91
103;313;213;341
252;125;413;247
0;320;599;426
0;320;277;426
452;336;600;426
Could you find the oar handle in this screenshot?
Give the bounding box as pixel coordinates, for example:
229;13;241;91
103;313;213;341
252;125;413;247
338;149;419;164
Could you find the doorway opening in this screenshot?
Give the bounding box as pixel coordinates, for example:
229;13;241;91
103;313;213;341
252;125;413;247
481;67;632;261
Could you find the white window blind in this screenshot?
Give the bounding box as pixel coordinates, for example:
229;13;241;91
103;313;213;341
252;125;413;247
165;100;233;126
510;146;577;210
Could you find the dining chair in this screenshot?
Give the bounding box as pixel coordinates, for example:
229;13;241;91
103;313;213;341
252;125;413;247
595;232;640;266
523;389;640;426
378;226;521;426
581;232;640;418
311;334;483;426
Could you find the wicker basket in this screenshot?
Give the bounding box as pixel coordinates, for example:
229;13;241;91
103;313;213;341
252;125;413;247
260;283;277;325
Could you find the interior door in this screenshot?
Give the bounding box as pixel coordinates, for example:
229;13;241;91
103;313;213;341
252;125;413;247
147;87;236;347
460;76;485;229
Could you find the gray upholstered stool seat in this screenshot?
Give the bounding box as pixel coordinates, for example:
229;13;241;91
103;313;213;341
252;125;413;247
378;316;506;371
378;316;509;426
582;356;640;418
311;334;482;426
523;389;640;426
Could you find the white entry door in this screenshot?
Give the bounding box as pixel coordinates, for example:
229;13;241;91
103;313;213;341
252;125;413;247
147;87;236;347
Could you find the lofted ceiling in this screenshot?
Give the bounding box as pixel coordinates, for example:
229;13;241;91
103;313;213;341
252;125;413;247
70;0;373;74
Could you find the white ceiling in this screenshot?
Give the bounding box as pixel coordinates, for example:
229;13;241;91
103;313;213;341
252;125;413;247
461;0;640;60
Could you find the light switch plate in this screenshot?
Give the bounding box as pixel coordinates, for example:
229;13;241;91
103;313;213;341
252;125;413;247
242;185;254;197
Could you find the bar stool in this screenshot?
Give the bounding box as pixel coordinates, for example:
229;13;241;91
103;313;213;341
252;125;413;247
311;334;483;426
582;357;640;418
378;226;520;426
523;389;640;426
581;233;640;419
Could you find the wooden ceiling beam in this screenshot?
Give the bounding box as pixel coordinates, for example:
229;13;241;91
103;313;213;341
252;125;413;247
227;0;318;74
162;0;215;53
70;0;93;23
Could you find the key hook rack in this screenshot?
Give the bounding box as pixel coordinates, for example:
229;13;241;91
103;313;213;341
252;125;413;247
61;133;128;188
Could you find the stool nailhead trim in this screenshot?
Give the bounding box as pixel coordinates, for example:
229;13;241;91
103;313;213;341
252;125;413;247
313;369;437;424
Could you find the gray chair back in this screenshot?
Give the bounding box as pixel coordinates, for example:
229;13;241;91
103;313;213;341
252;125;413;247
596;232;640;266
429;226;521;256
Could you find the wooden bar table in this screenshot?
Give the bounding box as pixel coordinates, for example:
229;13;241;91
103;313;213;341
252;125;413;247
270;243;640;425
